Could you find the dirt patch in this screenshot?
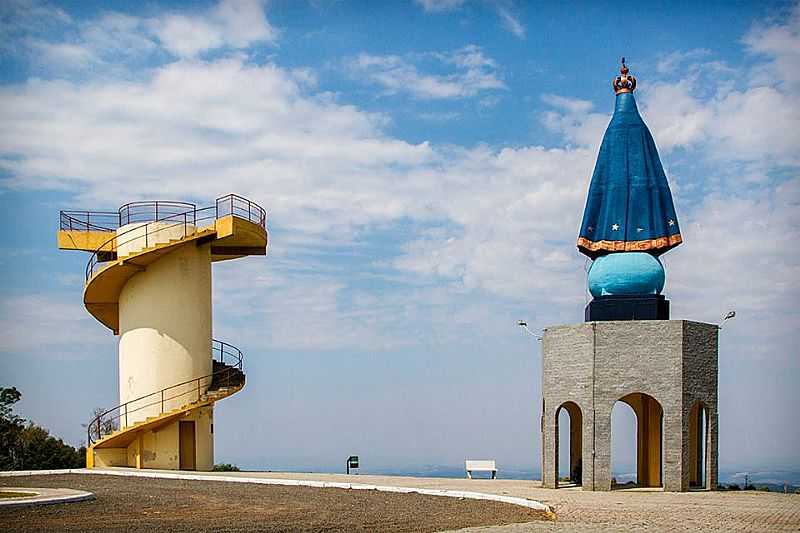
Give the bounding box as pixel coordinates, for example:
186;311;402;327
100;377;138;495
0;474;548;532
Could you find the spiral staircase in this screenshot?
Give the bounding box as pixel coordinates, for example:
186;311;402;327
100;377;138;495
58;194;268;469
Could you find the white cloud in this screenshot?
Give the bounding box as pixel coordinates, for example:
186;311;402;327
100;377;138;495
540;95;609;148
151;0;277;57
4;0;277;71
152;16;225;58
15;12;159;73
743;2;800;90
711;86;800;162
632;10;800;166
496;6;525;38
414;0;466;13
666;179;800;366
655;48;711;74
27;40;95;68
638;73;800;166
349;45;505;100
668;180;800;323
413;0;526;39
638;83;712;151
0;56;450;260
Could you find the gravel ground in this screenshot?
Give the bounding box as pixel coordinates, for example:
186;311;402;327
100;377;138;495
0;475;547;532
181;471;800;532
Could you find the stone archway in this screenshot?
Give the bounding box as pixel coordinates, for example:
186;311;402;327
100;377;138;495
555;401;582;487
688;401;708;489
614;392;663;488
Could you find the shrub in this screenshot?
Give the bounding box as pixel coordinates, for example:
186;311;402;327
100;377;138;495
213;463;240;472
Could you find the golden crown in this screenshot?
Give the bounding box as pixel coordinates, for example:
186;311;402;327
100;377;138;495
613;57;637;94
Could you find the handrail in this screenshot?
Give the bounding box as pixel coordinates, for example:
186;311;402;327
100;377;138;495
215;194;267;228
87;339;244;445
84;206;215;281
61;202;197;232
118;201;196;226
81;194;267;281
60;210;120;232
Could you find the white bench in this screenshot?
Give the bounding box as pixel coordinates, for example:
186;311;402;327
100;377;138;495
465;459;497;479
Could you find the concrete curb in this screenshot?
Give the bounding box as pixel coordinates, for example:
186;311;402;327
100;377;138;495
0;468;551;513
0;469;82;477
0;487;95;509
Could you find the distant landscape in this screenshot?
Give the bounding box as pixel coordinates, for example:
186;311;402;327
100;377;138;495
235;463;800;492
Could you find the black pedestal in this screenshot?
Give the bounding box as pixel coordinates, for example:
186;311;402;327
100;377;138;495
585;294;670;321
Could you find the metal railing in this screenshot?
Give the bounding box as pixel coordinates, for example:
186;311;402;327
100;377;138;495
86;339;244;445
84;206;215;281
60;201;197;231
118;201;196;226
60;211;120;232
72;194;267;282
215;194;267;228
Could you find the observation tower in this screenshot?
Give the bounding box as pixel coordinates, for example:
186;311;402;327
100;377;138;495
539;61;719;491
58;194;267;470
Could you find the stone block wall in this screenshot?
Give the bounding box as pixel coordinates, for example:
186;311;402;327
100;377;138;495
541;320;718;492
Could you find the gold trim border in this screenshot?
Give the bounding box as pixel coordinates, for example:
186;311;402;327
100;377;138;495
577;234;683;253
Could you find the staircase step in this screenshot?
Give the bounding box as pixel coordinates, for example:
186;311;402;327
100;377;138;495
91;356;244;444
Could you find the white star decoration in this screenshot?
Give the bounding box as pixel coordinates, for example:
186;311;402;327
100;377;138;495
668;219;675;226
611;223;620;231
636;227;644;232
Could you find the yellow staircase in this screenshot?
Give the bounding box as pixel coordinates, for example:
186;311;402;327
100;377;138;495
85;340;246;468
59;195;267;469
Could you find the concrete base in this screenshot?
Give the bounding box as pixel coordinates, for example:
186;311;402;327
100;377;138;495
541;320;718;492
92;406;214;471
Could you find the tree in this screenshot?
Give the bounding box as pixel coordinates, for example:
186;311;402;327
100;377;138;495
82;407;117;442
0;386;85;470
0;387;24;470
213;463;240;472
0;387;23;423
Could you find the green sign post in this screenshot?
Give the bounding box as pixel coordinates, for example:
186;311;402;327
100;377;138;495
347;455;359;474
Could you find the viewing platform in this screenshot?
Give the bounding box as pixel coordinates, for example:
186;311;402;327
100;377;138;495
59;195;267;333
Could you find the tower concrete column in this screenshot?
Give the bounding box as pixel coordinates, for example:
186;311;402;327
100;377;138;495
116;234;214;470
118;237;212;424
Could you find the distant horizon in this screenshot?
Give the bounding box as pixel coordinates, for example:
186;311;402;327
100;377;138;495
225;452;800;476
226;461;800;485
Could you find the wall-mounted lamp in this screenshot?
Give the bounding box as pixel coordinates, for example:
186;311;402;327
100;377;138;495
518;320;542;341
719;310;736;330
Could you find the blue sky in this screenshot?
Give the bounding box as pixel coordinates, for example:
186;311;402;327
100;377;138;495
0;0;798;476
